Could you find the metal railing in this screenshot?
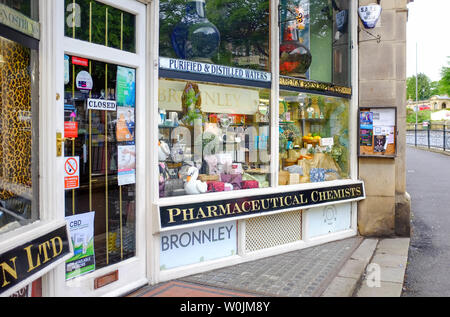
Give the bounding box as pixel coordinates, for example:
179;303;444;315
406;122;450;152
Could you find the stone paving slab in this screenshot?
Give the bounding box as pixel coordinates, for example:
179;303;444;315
350;239;378;262
356;280;403;297
371;253;408;268
355;238;410;297
376;238;410;256
181;237;363;297
321;239;379;297
320;276;358;297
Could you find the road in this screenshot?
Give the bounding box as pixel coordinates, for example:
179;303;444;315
402;147;450;296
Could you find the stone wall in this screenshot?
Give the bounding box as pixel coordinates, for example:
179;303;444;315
357;0;411;237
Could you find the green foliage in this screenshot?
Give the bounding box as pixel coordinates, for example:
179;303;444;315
406;108;431;123
406;73;434;101
65;0;135;52
407;58;450;100
437;58;450;96
159;0;270;71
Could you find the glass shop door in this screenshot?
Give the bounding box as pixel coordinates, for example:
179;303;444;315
53;0;148;297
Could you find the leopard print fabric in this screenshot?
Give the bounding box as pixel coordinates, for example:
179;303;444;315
0;37;33;202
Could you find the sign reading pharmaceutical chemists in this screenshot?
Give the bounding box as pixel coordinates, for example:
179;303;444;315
0;225;71;295
160;222;237;270
159;182;365;229
159;57;271;83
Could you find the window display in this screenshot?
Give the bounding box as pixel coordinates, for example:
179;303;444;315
279;91;350;185
64;56;136;272
160;0;270;72
0;36;39;236
158;78;271;198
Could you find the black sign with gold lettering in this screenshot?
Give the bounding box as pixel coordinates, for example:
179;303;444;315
160;183;365;229
0;225;71;295
280;76;352;98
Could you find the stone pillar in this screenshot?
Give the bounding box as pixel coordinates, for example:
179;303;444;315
357;0;411;237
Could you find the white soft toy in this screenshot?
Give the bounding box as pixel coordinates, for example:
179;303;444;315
184;166;208;195
158;140;171;161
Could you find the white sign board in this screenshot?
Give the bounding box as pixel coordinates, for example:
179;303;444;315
76;71;93;91
159;57;271;83
160;221;237;270
305;203;352;239
64;156;80;190
87;98;117;111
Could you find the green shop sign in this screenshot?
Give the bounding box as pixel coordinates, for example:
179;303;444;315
0;4;40;40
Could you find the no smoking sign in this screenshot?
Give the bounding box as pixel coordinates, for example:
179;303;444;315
64;156;79;190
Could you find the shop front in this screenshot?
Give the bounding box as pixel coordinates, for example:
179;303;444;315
1;0;365;297
153;0;364;284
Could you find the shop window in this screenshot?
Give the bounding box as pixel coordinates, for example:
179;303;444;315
158;78;271;198
0;36;39;235
279;0;351;87
278;91;350;185
64;56;136;275
159;0;270;72
64;0;136;53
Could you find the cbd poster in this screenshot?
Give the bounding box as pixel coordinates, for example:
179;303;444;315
65;212;96;280
116;66;136;108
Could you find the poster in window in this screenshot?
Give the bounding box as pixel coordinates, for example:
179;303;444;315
116;66;136;108
118;145;136;186
65;212;96;280
116;107;135;143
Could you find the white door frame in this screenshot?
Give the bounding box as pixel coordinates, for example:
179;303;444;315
42;0;148;297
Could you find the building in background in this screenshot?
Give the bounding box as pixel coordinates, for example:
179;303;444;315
407;95;449;111
0;0;410;297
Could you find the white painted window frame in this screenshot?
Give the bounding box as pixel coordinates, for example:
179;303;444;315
40;0;148;297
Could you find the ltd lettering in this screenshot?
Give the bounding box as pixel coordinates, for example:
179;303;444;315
0;226;70;295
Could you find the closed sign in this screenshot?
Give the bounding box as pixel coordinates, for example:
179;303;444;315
87;99;117;111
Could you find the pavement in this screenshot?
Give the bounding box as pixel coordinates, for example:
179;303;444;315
127;236;410;298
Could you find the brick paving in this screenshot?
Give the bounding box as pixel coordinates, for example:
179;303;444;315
127;236;362;297
127;281;258;297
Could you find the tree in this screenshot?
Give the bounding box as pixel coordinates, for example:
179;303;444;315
437;58;450;96
406;73;434;101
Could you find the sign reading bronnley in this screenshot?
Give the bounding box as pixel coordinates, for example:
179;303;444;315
160;182;365;229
